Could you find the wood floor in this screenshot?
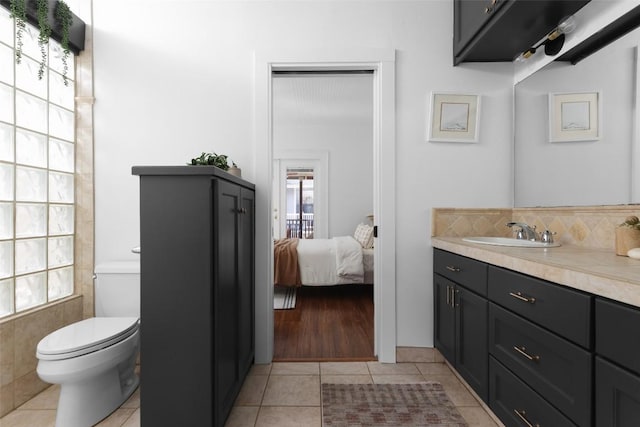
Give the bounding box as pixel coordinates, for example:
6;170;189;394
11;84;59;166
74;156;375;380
273;284;376;361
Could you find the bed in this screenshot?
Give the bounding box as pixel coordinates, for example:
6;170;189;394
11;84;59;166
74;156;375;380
274;224;374;287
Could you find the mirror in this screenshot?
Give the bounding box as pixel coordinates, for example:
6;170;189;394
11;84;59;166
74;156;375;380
514;26;640;207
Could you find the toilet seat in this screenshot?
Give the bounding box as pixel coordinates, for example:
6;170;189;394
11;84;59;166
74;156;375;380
37;317;140;361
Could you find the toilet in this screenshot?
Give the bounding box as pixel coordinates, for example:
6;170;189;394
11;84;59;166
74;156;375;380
36;261;141;427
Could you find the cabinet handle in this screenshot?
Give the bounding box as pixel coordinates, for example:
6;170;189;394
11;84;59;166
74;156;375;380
445;265;461;272
513;409;540;427
446;285;451;306
513;345;540;362
509;291;536;304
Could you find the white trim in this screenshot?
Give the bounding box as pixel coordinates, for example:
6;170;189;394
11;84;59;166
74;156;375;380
273;150;329;239
633;45;640;202
253;48;396;364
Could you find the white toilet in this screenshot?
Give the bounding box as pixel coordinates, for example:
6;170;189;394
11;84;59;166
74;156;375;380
36;261;141;427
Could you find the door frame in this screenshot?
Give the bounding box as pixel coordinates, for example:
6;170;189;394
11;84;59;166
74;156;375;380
273;150;329;240
253;48;397;363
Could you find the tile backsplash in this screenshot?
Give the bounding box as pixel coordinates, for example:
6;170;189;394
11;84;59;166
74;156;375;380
432;205;640;251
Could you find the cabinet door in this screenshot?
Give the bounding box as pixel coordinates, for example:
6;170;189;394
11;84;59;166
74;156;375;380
453;0;505;56
237;188;255;378
434;274;456;363
596;357;640;427
456;286;488;402
214;179;241;426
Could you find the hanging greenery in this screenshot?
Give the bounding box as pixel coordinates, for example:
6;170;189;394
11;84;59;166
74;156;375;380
54;0;73;85
9;0;27;64
36;0;51;80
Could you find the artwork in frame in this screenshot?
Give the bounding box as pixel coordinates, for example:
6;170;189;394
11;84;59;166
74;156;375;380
428;92;480;143
549;92;601;142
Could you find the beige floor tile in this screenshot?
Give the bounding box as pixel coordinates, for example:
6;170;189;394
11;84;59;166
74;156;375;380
320;374;372;384
225;406;259;427
396;347;437;363
121;408;140;427
16;385;59;410
439;379;481;407
0;409;57;427
235;374;268;406
320;361;369;375
262;375;320;406
255;406;321;427
458;406;502;427
270;362;319;375
366;361;420;375
250;363;272;376
120;387;140;409
95;408;137;426
372;374;428;384
416;362;454;377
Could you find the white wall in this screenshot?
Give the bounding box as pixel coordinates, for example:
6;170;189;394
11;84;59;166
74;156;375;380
93;0;514;348
273;74;374;237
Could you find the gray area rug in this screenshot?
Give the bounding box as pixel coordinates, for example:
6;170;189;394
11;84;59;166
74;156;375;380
322;383;468;426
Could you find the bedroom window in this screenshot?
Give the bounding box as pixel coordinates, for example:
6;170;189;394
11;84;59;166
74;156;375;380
286;168;314;239
0;11;75;319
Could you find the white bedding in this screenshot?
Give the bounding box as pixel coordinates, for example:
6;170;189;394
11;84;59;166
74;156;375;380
297;236;368;286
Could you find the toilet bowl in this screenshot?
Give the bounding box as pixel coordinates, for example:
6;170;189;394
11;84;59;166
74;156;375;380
36;317;140;427
36;261;141;427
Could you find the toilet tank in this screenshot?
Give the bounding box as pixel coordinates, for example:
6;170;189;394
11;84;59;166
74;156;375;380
94;261;140;317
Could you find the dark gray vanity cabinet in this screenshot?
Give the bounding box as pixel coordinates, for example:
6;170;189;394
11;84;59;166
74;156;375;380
132;166;255;427
433;249;489;402
595;298;640;426
488;266;592;427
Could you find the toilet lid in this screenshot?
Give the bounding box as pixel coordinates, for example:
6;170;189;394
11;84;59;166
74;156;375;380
37;317;139;360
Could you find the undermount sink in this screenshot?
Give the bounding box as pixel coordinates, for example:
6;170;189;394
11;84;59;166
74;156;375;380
462;236;561;248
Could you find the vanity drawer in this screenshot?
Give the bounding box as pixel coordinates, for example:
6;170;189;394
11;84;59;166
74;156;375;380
488;266;592;348
596;297;640;375
434;249;487;296
489;357;577;427
489;303;592;427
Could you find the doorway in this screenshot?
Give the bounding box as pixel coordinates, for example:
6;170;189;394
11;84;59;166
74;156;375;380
253;48;397;364
272;71;375;360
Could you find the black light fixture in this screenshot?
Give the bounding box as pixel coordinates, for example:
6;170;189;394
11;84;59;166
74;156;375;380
515;16;577;62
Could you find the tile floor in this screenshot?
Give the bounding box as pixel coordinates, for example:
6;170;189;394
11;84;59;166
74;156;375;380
0;361;502;427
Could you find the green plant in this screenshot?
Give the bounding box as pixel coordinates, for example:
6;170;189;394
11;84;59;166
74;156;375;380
54;0;73;85
9;0;27;64
188;152;230;170
36;0;51;80
620;216;640;230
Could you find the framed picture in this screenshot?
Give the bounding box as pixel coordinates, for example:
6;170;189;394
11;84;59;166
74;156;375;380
428;93;480;143
549;92;601;142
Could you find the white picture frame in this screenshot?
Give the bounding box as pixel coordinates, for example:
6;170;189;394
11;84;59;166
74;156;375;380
549;92;601;142
428;92;480;143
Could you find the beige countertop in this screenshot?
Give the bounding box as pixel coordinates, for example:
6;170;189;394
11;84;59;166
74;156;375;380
432;237;640;308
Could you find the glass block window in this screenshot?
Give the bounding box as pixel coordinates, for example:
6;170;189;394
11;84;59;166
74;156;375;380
0;8;75;319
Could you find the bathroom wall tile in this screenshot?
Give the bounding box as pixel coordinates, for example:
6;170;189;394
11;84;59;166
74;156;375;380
0;382;14;418
62;296;83;325
0;320;15;386
14;305;64;378
13;371;49;408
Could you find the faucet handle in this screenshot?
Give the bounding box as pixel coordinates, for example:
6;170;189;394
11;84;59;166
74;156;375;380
540;230;556;243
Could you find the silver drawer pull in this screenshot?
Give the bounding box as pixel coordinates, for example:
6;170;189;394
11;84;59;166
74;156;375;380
509;291;536;304
445;265;461;272
513;409;540;427
513;345;540;362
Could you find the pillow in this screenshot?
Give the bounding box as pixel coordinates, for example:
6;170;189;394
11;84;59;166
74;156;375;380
354;223;374;249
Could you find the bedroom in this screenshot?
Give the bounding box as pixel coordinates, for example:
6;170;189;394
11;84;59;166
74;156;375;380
271;71;376;360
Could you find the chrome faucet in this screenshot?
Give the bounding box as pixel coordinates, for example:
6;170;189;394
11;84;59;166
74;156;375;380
506;222;538;241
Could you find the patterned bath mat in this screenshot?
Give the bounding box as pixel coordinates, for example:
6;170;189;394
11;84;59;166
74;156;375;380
273;287;297;309
321;383;468;426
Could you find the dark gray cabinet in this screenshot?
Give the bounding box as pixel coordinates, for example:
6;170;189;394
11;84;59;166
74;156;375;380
595;298;640;426
433;249;488;401
453;0;591;65
132;166;255;427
